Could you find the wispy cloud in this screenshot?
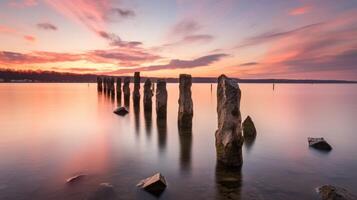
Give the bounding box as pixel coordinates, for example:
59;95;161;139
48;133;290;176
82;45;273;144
109;53;228;74
289;5;312;16
171;19;201;36
97;31;142;48
0;24;37;42
112;8;135;18
236;23;324;48
37;22;57;31
0;51;82;64
44;0;134;33
0;47;161;67
239;62;259;67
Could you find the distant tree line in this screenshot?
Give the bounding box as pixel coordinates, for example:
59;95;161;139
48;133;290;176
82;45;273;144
0;69;98;82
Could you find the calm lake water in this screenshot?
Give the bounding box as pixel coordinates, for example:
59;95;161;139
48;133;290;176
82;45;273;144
0;83;356;200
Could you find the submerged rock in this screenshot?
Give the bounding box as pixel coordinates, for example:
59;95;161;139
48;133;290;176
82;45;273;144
178;74;193;131
137;173;167;195
317;185;356;200
89;183;116;200
66;174;86;184
215;75;243;167
156;79;167;119
113;107;129;116
243;116;257;138
308;137;332;151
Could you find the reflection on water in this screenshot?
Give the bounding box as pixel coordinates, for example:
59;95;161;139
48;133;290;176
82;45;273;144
179;128;192;173
243;137;256;152
157;116;167;154
215;163;242;200
144;107;152;139
0;83;357;200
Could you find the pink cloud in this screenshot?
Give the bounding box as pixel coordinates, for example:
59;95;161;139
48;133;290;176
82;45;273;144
238;11;357;79
289;5;312;16
23;35;36;42
0;25;18;34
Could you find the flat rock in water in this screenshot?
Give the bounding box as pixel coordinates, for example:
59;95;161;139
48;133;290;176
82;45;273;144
113;107;129;116
89;183;116;200
137;173;167;195
317;185;356;200
66;174;86;183
308;137;332;151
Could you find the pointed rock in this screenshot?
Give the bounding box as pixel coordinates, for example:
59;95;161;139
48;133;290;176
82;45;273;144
215;75;243;167
137;173;167;195
243;116;256;138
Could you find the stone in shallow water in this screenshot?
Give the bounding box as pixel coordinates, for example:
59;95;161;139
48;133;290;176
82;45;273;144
113;107;129;116
137;173;167;195
308;137;332;151
317;185;356;200
66;174;86;183
89;183;116;200
243;115;257;138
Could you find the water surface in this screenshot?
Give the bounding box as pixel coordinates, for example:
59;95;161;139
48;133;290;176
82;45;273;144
0;83;356;199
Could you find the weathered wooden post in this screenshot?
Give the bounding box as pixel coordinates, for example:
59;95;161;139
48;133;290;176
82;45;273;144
144;79;153;111
133;72;140;106
215;74;243;167
156;79;167;119
103;77;107;92
178;74;193;131
97;77;103;92
123;77;130;107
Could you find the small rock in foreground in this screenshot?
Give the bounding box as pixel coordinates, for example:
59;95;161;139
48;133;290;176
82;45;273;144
137;173;167;195
66;174;86;184
308;137;332;151
243;116;257;138
317;185;356;200
113;107;129;116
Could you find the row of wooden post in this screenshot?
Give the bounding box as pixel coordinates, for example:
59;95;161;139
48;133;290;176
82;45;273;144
97;72;244;168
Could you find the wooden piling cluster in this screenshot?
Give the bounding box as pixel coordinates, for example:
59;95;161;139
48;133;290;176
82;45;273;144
97;73;244;169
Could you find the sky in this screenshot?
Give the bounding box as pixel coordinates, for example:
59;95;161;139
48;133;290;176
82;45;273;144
0;0;357;80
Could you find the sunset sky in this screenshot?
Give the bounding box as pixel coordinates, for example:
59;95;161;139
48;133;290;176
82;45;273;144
0;0;357;79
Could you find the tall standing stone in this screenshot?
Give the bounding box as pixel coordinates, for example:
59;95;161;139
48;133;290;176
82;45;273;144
215;74;243;167
156;79;167;119
178;74;193;131
123;77;130;107
133;72;140;105
144;79;153;110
